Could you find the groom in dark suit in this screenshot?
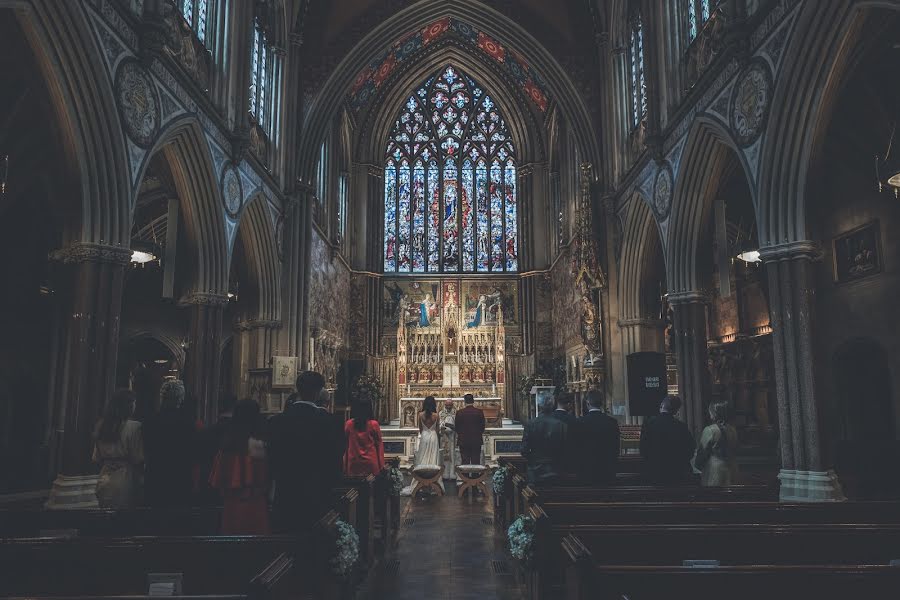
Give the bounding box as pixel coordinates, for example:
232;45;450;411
455;394;486;465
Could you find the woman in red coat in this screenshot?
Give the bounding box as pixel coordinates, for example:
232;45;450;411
208;399;270;534
344;399;385;477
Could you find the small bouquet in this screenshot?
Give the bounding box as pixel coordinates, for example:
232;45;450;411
492;465;510;496
330;519;360;578
388;466;405;496
507;515;536;566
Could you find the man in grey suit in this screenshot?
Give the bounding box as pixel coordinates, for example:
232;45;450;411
521;395;568;485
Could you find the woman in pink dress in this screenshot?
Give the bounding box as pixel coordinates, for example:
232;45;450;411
209;399;270;534
343;399;385;477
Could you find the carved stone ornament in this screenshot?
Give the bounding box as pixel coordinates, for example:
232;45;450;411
115;59;160;148
179;291;231;307
652;162;673;221
730;60;773;147
49;243;133;266
221;164;243;218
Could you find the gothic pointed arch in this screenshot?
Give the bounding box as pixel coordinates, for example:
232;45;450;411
667;117;755;293
233;193;282;324
6;1;131;246
296;0;600;185
382;64;520;275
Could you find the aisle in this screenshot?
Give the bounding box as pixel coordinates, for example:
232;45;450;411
360;482;526;600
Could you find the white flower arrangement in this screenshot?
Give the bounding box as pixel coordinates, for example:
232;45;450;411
492;465;510;496
330;519;360;578
388;466;405;496
507;515;536;566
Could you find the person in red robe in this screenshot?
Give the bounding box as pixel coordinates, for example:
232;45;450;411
208;398;270;535
343;398;385;477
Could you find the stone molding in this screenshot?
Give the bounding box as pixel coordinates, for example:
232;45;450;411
778;469;846;503
178;292;231;307
235;319;282;332
617;317;665;329
666;290;710;306
759;240;822;262
49;243;133;266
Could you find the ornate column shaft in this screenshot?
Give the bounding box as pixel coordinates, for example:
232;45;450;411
669;292;710;436
46;243;130;509
181;292;229;426
761;241;844;502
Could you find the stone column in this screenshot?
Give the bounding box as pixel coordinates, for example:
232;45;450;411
46;243;130;509
181;292;229;426
232;319;280;397
668;292;710;436
618;317;666;424
760;241;844;502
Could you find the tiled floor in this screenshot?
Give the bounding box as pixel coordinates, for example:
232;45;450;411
360;482;526;599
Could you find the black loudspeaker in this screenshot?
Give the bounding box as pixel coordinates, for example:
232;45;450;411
627;352;667;417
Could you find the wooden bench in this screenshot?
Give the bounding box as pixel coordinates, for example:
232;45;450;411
537;500;900;526
341;475;376;566
561;535;900;600
0;512;355;599
524;513;900;600
516;483;774;522
0;487;360;539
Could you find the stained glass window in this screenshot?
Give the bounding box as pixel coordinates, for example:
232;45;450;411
181;0;209;45
249;18;271;133
688;0;717;42
629;12;647;128
383;66;519;273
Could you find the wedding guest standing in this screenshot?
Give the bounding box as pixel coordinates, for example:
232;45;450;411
209;398;270;534
693;401;739;487
521;395;568;485
343;398;385;477
93;389;144;508
268;371;337;532
640;395;696;485
143;380;196;507
577;390;620;484
455;394;486;465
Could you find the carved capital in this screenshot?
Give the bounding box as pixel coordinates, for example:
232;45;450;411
235;319;281;331
666;290;711;306
49;243;133;266
178;292;231;307
759;240;823;263
618;317;665;329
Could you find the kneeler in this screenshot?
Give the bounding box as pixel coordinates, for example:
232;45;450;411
411;465;445;496
456;465;490;502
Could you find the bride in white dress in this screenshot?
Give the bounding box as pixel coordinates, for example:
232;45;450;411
401;397;445;496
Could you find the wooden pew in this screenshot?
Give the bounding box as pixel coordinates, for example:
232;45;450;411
525;507;900;600
0;488;360;538
0;512;354;599
537;500;900;526
342;475;376;566
518;483;774;521
0;536;297;596
561;535;900;600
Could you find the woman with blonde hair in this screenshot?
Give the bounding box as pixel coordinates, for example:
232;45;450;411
693;401;739;486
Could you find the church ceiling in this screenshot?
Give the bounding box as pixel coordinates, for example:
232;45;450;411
347;17;551;114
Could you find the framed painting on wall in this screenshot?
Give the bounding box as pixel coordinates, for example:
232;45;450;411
833;221;882;284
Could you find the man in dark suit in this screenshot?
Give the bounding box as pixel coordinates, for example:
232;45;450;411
550;392;579;474
268;371;344;532
455;394;486;465
640;395;696;485
521;394;569;485
577;390;620;484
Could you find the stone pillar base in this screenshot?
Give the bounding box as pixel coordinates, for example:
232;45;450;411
45;474;100;509
778;469;846;502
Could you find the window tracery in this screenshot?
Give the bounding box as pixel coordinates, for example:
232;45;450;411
628;10;648;128
383;66;518;274
249;18;273;134
180;0;209;45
